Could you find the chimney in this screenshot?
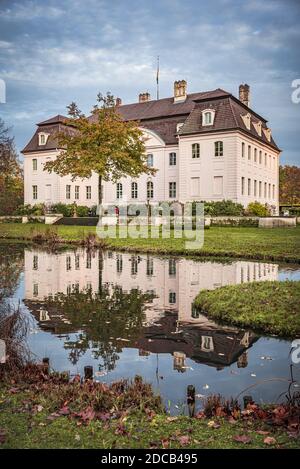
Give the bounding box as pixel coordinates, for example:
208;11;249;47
139;92;151;103
239;84;250;107
174;80;187;103
116;97;122;106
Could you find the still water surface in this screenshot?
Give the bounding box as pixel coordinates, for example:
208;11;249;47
1;244;299;413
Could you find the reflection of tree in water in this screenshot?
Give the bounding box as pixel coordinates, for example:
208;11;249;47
0;244;24;301
44;285;154;371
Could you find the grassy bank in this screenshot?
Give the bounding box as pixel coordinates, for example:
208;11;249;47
0;375;298;449
194;280;300;337
0;223;300;263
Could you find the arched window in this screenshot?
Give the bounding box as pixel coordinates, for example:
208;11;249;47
147;180;154;199
214;141;223;157
192;143;200;158
116;183;122;199
147;154;153;167
131;182;138;199
204;111;212;125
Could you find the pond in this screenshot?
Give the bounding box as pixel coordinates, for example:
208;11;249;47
1;243;300;414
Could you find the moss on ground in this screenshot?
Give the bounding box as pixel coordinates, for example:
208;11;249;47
194;280;300;337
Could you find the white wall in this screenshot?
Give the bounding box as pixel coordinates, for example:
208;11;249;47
24;150;98;207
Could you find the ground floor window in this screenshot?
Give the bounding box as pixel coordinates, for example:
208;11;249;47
147;180;154;199
75;186;79;200
116;183;122;199
66;185;71;199
86;186;91;200
32;185;38;200
131;182;138;199
169;181;176;198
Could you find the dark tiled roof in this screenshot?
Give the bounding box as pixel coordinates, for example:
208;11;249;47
37;115;68;126
21;122;72;153
179;96;279;150
22;88;279;153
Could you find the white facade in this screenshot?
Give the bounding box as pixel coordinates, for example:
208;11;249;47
24;128;279;211
24;249;278;326
24;149;98;207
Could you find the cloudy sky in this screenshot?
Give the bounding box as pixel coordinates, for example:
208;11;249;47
0;0;299;164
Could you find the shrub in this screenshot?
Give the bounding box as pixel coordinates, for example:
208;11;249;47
192;200;244;216
246;201;270;217
15;204;45;216
49;203;96;217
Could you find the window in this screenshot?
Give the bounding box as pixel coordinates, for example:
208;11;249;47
147;154;153;167
201;336;214;352
242;142;245;158
169;182;176;198
32;159;37;171
264;153;267;166
116;254;123;273
38;133;47;145
259;150;262;164
192;143;200;158
254;148;257;163
254;179;257;196
213;176;223;195
86;253;91;269
33;283;39;297
66;185;71;199
32;185;38;200
33;255;38;271
66;256;71;271
169;152;176;165
269;155;272;168
86;186;91;200
204;111;212;125
264;182;267;198
169;259;176;277
248;145;251;161
146;258;153;277
75;186;79;200
215;141;223;157
268;183;271;199
259;181;262;197
147;180;154;199
169;292;176;304
241;177;245;195
75;254;80;270
248;178;251;196
131;256;138;276
131;182;138;199
272;184;275;199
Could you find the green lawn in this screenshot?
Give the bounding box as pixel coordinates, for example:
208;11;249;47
0;223;299;263
0;387;297;449
193;280;300;337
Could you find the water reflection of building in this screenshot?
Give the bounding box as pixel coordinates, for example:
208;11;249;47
25;248;278;325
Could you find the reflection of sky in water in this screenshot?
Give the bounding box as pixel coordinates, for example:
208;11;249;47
7;250;300;414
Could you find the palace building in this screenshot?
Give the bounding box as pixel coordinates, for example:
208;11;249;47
22;81;280;212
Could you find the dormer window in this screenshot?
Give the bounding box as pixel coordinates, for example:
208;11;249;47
38;132;48;146
241;113;251;130
202;109;215;126
263;127;272;142
253;120;262;136
176;122;184;132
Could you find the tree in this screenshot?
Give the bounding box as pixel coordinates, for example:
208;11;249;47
0;118;23;215
279;165;300;205
44;92;155;207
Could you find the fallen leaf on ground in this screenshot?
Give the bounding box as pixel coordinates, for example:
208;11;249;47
233;434;252;444
178;435;190;446
256;430;270;435
264;436;276;445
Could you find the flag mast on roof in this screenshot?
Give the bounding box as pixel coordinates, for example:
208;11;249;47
156;55;159;100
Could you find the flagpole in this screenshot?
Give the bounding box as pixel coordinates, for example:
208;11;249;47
156;55;159;100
